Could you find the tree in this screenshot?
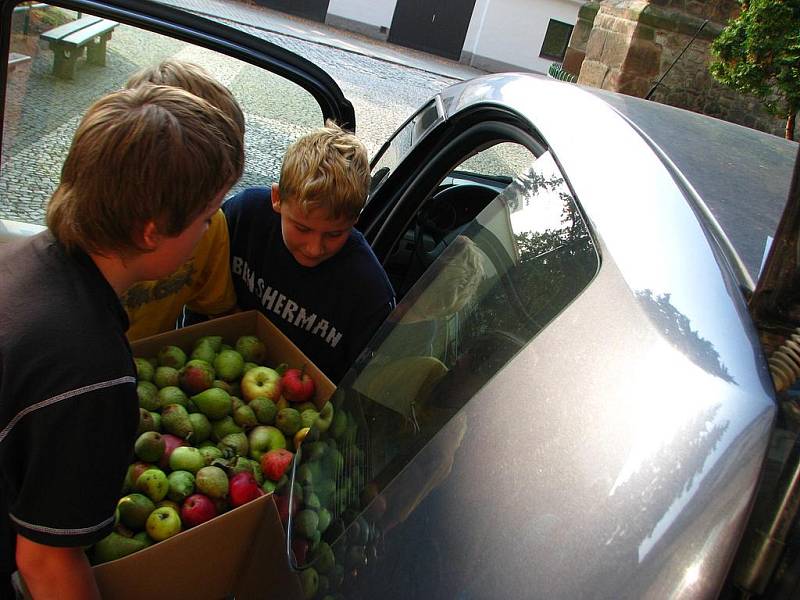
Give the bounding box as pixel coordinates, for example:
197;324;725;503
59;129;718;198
710;0;800;140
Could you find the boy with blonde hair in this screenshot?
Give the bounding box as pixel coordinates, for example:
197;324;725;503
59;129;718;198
0;85;243;599
224;121;395;382
122;59;244;340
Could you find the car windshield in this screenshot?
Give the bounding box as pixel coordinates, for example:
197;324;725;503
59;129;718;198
286;150;600;571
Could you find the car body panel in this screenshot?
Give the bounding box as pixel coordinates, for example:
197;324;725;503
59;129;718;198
334;74;783;598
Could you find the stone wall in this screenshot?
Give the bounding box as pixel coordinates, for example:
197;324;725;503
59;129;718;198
565;0;788;138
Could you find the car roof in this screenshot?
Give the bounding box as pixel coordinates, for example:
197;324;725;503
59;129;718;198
584;88;800;284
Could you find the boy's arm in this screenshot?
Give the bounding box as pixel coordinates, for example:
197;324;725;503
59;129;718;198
16;535;101;600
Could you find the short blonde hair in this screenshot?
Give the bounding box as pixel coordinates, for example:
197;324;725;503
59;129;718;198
47;85;244;255
126;59;245;138
278;120;370;221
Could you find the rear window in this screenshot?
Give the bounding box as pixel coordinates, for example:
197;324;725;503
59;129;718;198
284;151;599;576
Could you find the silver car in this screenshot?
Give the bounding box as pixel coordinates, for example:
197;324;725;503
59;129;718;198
1;1;799;598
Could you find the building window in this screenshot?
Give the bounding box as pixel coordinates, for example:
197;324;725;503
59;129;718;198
540;19;574;62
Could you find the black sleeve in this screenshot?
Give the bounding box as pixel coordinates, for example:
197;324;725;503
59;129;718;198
7;379;137;548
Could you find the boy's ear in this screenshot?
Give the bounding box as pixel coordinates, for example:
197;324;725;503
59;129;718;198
271;183;282;214
139;220;162;251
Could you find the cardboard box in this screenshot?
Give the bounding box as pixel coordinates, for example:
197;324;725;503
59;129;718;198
18;311;334;599
131;310;335;409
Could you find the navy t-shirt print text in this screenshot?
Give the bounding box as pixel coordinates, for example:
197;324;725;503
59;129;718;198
231;256;343;349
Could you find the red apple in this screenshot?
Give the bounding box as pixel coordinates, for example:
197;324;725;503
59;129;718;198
260;448;294;481
159;433;189;470
281;367;315;403
229;471;261;508
274;492;299;525
240;366;282;402
181;493;218;528
292;538;309;564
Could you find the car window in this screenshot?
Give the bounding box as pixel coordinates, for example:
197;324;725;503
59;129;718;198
287;149;600;576
1;2;324;228
369;99;441;194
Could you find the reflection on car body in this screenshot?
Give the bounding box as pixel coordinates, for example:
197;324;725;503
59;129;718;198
2;1;800;598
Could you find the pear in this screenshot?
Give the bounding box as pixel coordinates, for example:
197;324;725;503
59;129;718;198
153;366;180;389
158;386;189;409
91;531;148;564
134;431;165;463
137;381;160;412
198;444;224;465
134;357;155;383
191;387;232;420
157;345;187;370
249;397;278;425
191;339;217;364
219;432;249;458
195;335;223;353
211;416;244;443
233;404;258;429
275;408;302;436
161;404;194;440
214;349;245;382
137;408;157;435
188;412;212;443
195;465;229;499
117;493;155;529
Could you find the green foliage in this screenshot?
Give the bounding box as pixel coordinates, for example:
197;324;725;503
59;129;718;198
710;0;800;139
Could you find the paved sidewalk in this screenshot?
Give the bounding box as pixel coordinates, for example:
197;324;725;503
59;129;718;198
158;0;487;81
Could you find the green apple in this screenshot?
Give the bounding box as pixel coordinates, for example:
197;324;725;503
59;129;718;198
240;366;281;402
299;566;319;600
145;506;182;542
248;425;286;461
169;446;205;473
167;470;196;502
314;402;334;433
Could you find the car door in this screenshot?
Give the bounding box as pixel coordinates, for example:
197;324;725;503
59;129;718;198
0;0;354;241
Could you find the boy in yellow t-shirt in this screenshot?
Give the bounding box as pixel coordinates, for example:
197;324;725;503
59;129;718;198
120;60;244;340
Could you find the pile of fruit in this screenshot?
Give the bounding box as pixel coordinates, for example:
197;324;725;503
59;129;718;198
88;333;339;567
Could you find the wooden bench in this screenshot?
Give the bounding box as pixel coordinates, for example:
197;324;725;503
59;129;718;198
40;15;118;79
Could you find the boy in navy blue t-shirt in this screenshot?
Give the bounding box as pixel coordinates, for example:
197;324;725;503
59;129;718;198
224;122;395;383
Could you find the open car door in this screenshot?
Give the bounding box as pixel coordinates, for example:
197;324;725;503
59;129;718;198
0;0;354;241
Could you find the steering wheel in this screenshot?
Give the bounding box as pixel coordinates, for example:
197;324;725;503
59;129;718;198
414;184;497;268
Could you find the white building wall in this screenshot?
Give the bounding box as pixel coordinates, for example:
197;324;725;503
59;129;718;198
327;0;397;32
463;0;583;74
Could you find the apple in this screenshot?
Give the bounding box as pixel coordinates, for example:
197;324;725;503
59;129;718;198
169;446;206;473
274;492;299;525
158;433;189;470
281;367;315;403
145;506;182;541
235;335;266;363
229;471;261;508
181;493;218;528
260;448;294;481
179;359;215;395
248;425;286;461
240;366;282;402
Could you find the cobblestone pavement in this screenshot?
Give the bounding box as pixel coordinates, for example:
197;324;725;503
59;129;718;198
1;2;475;225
